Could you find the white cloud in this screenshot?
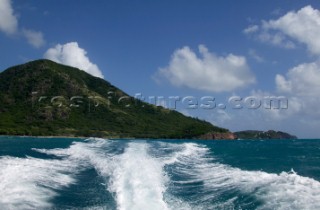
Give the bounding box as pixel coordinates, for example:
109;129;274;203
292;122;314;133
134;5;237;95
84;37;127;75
243;25;259;34
273;60;320;121
0;0;18;35
275;74;291;93
264;5;320;55
0;0;46;48
276;61;320;97
155;45;255;92
22;29;45;48
44;42;104;78
257;30;296;49
266;6;320;129
200;58;320;137
246;5;320;54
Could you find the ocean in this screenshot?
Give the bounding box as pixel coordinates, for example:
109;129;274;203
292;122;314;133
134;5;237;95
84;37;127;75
0;137;320;210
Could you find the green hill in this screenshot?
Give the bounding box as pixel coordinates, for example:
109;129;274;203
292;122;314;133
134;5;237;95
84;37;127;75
0;59;228;138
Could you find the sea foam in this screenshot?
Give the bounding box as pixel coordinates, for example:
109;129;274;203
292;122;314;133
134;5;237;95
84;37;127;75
3;139;320;210
165;142;320;210
0;156;76;209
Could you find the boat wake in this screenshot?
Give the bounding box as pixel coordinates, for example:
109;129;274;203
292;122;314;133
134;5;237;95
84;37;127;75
1;138;320;209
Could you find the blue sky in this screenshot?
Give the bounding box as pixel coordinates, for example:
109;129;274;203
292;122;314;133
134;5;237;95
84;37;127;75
1;0;320;138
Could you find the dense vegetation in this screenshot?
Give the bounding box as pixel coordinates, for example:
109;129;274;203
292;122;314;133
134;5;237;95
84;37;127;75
0;59;228;138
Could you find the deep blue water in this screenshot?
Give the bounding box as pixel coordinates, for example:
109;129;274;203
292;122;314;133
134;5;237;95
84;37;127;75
1;137;320;210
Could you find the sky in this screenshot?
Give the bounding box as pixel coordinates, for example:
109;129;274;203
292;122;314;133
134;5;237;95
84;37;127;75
1;0;320;138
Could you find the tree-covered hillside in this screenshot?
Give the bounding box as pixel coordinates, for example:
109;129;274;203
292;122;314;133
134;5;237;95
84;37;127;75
0;59;228;138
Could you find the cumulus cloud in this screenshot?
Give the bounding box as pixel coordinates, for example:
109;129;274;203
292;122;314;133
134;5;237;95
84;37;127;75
0;0;46;48
155;45;255;92
0;0;18;35
265;5;320;54
265;5;320;125
276;61;320;97
44;42;104;78
245;5;320;54
275;74;292;93
257;30;296;49
22;29;45;48
274;60;320;120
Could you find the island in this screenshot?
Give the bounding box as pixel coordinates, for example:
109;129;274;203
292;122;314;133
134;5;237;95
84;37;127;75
234;130;297;140
0;59;297;140
0;59;229;139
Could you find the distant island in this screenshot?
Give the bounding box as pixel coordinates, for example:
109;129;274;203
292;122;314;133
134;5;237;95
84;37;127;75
234;130;297;140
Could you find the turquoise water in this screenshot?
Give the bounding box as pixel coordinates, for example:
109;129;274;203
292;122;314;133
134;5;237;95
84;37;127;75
0;137;320;210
